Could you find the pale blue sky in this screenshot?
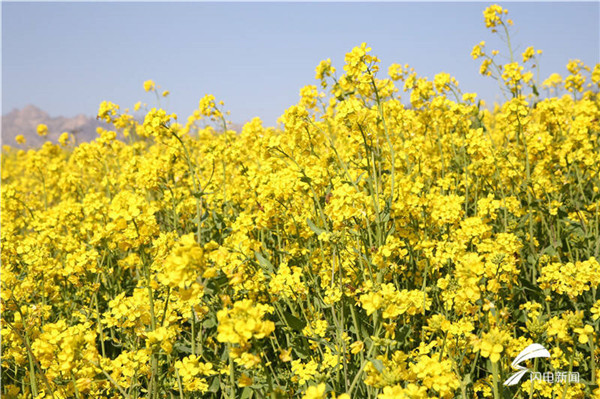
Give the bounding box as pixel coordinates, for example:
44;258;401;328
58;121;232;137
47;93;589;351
2;2;599;126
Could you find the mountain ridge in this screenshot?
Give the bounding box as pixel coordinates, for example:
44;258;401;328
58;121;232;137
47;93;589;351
2;105;248;149
2;105;108;147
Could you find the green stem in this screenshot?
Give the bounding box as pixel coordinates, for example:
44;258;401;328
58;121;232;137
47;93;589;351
491;360;501;399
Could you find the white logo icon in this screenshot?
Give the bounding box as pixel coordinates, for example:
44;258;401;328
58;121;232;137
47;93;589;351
504;343;551;386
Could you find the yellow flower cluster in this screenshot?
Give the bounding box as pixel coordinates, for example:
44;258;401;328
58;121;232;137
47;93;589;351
216;299;275;346
538;257;600;299
175;355;216;392
483;4;508;29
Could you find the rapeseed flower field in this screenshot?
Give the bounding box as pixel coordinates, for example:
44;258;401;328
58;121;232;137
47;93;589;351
2;5;599;398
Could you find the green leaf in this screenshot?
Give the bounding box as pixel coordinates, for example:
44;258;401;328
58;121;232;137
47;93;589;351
207;376;220;393
203;317;216;329
255;251;274;274
282;310;306;331
370;358;384;373
173;342;192;354
306;218;325;236
541;245;558;257
241;387;254;399
293;340;310;359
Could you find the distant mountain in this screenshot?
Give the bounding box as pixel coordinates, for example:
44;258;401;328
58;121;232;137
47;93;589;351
1;105;109;148
1;105;251;149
